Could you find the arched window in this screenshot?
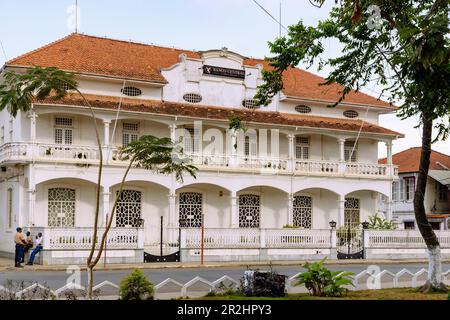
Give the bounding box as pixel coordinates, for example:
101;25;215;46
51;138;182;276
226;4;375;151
344;197;360;227
115;190;142;227
239;194;260;228
293;195;312;228
48;188;76;227
179;192;203;228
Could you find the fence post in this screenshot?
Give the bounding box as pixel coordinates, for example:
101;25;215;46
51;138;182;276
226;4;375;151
363;229;370;259
180;229;187;249
137;228;144;249
260;229;266;248
331;229;337;249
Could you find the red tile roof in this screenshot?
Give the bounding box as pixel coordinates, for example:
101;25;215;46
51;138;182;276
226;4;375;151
36;94;402;137
379;147;450;173
7;33;394;109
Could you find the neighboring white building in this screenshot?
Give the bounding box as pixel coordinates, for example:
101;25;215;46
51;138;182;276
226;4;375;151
0;33;404;264
379;147;450;231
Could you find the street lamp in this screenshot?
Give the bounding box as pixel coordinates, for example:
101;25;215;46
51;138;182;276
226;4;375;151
329;220;337;229
361;221;370;229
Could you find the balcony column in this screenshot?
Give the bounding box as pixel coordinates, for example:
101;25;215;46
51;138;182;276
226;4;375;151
28;111;38;143
338;194;346;227
385;141;393;176
27;188;36;227
230;131;238;168
230;191;238;228
287;133;295;172
385;198;393;221
338;138;346;174
168;192;177;227
169;123;177;142
102;120;111;163
102;191;111;226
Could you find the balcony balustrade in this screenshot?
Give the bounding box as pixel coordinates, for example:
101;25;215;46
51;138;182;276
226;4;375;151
0;142;397;178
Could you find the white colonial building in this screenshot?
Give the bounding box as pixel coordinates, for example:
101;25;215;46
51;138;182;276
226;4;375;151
2;33;445;265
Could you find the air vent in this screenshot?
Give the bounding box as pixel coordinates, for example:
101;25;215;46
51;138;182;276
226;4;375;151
183;93;202;103
242;99;260;109
343;110;359;118
295;105;312;114
121;86;142;97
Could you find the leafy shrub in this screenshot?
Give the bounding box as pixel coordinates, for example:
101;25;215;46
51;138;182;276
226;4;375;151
294;258;354;297
368;213;396;230
119;269;154;300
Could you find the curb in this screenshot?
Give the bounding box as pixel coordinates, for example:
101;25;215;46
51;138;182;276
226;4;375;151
1;259;449;273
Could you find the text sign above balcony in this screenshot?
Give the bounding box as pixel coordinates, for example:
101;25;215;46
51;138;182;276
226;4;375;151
203;65;245;80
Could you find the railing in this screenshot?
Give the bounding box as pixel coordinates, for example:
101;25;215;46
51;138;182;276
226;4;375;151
295;160;339;175
0;142;397;178
265;229;331;248
366;230;450;248
182;228;260;249
29;227;143;250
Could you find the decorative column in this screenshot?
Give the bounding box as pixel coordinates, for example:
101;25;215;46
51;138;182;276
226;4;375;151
102;120;111;163
385;141;393;176
230;191;238;228
338;138;346;174
230;131;238;168
28;111;38;142
287;133;295;172
287;193;294;226
169;123;177;142
168;192;177;227
102;191;111;226
385;198;393;221
338;194;346;227
27;188;36;227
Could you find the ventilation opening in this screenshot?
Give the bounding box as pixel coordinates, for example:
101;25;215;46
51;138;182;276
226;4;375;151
295;105;312;114
121;86;143;97
242;99;260;109
183;93;202;103
343;110;359;118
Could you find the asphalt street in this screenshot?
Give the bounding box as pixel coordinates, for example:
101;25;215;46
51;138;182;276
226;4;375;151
1;263;449;289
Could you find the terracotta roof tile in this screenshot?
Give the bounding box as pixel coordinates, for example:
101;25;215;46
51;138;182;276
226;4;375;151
379;147;450;173
7;33;394;109
36;93;402;137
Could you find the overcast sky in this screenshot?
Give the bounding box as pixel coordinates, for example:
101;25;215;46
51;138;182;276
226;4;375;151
0;0;448;158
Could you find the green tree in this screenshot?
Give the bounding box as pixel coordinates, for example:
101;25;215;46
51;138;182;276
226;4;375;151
119;269;154;300
0;67;198;298
255;0;449;292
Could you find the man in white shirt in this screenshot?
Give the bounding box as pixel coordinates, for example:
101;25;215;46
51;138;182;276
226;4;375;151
26;232;43;266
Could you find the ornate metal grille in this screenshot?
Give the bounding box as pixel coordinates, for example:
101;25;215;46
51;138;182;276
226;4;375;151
239;194;260;228
294;105;312;114
115;190;142;227
121;86;142;97
344;197;360;227
293;195;312;228
183;93;202;103
242;99;260;109
343;110;359;118
48;188;75;227
179;192;203;228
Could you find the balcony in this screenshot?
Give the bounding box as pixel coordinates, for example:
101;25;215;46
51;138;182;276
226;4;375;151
0;142;397;179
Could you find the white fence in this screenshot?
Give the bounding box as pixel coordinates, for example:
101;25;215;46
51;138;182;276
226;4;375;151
366;230;450;248
30;227;144;250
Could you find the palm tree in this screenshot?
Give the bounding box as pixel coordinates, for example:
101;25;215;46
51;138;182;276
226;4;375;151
0;67;197;298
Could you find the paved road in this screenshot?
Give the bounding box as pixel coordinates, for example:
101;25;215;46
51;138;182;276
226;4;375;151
1;263;449;289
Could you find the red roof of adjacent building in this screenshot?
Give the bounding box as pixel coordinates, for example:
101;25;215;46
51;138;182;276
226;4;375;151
36;94;402;137
379;147;450;173
6;33;395;109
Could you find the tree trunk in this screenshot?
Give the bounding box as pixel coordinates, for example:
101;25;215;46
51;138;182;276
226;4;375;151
87;266;94;299
414;117;447;292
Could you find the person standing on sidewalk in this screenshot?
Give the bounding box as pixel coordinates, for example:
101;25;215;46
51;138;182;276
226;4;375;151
22;231;33;263
26;233;43;266
14;228;27;268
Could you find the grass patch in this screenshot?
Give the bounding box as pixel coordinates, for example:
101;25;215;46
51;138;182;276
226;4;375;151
198;287;449;300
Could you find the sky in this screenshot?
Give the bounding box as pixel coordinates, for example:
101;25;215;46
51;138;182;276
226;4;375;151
0;0;448;158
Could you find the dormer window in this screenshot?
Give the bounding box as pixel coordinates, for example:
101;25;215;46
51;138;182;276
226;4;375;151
343;110;359;118
242;99;260;109
121;86;142;97
183;93;202;104
295;105;312;114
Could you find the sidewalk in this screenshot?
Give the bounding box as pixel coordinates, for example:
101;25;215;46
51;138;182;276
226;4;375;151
1;256;448;272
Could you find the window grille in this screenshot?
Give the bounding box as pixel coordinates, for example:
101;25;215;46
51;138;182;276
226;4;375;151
115;190;142;227
404;177;415;201
344;197;360;228
183;127;200;154
239;194;260;228
179;192;203;228
183;93;202;104
295;105;312;114
343;110;359;118
122;123;139;147
48;188;75;227
55;117;73;127
293;195;312;228
121;86;142;97
244;132;257;157
295;136;310;160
